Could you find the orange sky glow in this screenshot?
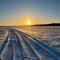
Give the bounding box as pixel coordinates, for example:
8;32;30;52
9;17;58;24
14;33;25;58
0;16;49;26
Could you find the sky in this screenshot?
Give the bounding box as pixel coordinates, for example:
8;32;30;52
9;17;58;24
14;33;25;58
0;0;60;26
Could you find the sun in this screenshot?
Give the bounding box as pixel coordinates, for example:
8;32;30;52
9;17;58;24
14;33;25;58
26;19;31;25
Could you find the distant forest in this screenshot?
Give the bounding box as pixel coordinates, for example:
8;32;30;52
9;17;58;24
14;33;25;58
32;23;60;26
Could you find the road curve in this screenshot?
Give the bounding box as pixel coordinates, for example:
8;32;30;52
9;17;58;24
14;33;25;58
0;29;60;60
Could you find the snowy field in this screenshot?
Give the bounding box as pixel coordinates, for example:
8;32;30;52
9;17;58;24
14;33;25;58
17;26;60;53
0;26;60;60
0;29;8;48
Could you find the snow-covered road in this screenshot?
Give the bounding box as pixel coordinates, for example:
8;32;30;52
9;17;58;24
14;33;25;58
0;29;60;60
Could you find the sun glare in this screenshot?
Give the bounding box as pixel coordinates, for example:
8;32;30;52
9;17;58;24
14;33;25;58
27;19;31;25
